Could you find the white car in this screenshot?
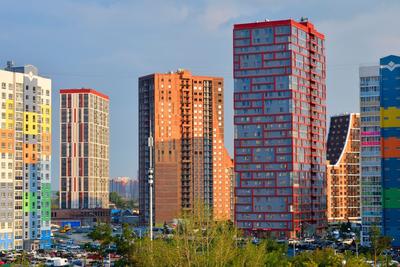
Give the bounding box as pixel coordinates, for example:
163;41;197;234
45;257;69;267
288;239;300;245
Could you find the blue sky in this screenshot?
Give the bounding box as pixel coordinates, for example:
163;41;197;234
1;0;399;189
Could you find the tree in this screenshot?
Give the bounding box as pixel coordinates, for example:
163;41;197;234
109;192;127;209
109;192;138;210
88;223;113;264
370;225;392;267
88;202;371;267
12;251;30;266
114;224;137;266
291;248;370;267
51;191;60;209
122;203;271;267
292;248;342;267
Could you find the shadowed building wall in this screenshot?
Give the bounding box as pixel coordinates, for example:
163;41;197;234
359;65;381;246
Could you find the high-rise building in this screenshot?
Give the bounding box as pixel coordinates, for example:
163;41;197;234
59;88;109;209
326;113;360;223
110;177;138;200
359;65;381;246
380;55;400;247
233;19;327;238
0;62;51;250
138;69;233;224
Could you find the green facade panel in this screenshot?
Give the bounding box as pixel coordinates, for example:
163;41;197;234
383;188;400;208
41;183;51;222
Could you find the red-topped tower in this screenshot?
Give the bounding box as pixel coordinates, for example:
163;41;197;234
233;18;327;238
59;88;110;209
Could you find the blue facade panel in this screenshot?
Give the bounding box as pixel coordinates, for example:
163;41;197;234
0;233;14;250
383;208;400;247
380;56;400;108
61;221;81;228
382;128;400;138
40;230;52;249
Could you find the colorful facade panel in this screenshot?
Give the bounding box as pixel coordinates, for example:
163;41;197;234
380;55;400;247
0;63;51;250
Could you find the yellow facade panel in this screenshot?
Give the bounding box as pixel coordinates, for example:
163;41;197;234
381;107;400;128
23;112;38;135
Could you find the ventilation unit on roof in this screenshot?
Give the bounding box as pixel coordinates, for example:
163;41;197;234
300;17;309;22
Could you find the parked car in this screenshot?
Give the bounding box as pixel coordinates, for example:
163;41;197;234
45;257;69;267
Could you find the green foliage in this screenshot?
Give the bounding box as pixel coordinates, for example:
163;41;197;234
88;223;113;258
87;205;381;267
11;252;30;267
370;224;392;266
292;248;340;267
109;192;138;210
114;224;137;266
291;248;371;267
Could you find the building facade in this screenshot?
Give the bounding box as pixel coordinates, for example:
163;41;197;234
51;208;110;227
59;89;109;209
110;177;138;200
326;114;360;223
359;66;381;246
138;69;233;224
233;19;327;238
0;62;51;250
380;55;400;247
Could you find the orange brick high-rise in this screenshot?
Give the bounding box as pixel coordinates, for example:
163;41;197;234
138;69;233;224
326;113;361;223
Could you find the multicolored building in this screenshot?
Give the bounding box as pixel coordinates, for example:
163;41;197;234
59;89;110;209
326;113;360;223
0;62;51;250
138;69;233;224
380;55;400;247
359;65;381;246
233;19;327;238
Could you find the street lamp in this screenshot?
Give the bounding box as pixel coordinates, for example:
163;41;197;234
292;241;296;257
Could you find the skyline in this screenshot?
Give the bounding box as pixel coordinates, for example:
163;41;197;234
1;1;399;188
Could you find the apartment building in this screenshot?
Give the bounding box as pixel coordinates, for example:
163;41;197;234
233;19;327;238
0;62;51;250
138;69;233;224
59;88;109;209
359;65;381;245
326;113;360;223
380;55;400;247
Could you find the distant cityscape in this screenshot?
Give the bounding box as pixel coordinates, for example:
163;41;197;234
0;15;400;264
109;176;138;201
